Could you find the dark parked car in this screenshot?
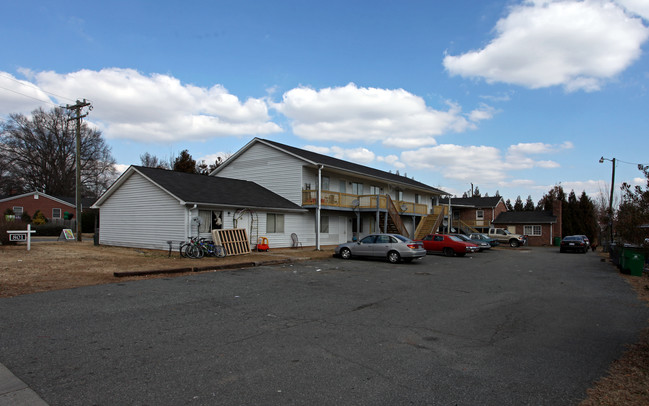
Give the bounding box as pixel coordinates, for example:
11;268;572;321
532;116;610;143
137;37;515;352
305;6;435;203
335;233;426;263
560;235;589;253
416;234;479;257
468;233;500;247
452;234;491;251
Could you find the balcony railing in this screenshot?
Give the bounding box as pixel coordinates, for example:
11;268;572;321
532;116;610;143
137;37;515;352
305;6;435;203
302;190;428;215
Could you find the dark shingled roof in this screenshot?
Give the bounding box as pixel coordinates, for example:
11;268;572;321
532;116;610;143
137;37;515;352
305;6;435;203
261;139;448;195
132;166;304;211
493;211;557;224
439;196;503;208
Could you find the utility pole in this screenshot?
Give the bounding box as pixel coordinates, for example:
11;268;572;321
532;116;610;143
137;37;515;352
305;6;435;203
66;99;92;242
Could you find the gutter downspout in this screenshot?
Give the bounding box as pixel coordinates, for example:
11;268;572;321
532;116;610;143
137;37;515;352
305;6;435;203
316;165;323;250
447;197;452;234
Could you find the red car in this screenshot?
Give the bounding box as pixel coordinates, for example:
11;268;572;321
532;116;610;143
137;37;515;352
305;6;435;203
417;234;480;257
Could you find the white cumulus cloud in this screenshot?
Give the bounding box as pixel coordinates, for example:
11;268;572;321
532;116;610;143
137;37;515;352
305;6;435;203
273;83;488;148
443;0;649;91
303;145;376;165
19;68;282;142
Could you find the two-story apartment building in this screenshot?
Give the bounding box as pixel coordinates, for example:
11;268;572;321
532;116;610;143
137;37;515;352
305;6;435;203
211;138;450;248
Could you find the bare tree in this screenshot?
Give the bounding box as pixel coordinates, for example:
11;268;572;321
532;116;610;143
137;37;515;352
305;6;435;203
0;107;116;199
140;152;171;169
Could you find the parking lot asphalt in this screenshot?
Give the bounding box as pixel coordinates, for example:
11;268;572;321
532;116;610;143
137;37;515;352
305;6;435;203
1;247;647;405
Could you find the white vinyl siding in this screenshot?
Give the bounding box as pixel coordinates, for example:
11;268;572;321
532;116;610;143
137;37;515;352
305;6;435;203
216;142;304;204
98;172;187;250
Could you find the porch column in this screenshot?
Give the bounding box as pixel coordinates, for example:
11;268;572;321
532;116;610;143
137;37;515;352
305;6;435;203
316;164;323;250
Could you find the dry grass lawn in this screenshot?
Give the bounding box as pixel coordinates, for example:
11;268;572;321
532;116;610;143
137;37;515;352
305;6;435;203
1;242;648;404
0;240;334;298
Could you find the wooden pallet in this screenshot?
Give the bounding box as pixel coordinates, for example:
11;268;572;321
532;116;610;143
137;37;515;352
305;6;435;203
212;228;251;256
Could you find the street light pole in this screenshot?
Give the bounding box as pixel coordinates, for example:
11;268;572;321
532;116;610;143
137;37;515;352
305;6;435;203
599;156;616;244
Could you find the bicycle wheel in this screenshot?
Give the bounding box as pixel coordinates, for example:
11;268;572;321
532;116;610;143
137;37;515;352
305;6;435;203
179;242;188;258
187;244;204;259
215;245;226;258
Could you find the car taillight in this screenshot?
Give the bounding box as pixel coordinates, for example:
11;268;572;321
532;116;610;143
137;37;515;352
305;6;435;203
407;243;420;249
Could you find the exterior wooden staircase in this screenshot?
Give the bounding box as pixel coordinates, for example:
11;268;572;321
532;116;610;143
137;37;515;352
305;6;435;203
385;194;409;238
413;205;447;240
456;219;479;235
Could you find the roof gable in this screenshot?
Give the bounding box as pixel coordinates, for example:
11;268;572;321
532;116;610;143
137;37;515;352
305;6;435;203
94;166;304;212
213;138;449;195
0;191;77;208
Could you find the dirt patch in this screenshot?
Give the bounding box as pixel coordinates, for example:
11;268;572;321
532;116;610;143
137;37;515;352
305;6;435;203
0;240;335;298
580;253;649;406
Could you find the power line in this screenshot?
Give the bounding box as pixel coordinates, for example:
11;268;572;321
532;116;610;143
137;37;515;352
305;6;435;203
0;85;59;108
0;72;77;103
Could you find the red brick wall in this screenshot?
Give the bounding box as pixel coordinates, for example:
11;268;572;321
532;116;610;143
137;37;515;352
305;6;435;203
510;224;554;246
0;194;76;220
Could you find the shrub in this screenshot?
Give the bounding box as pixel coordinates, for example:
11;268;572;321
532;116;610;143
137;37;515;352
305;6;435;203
21;211;32;224
32;223;65;237
32;210;48;225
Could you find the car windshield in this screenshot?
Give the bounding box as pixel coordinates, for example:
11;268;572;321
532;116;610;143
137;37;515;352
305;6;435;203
455;235;470;241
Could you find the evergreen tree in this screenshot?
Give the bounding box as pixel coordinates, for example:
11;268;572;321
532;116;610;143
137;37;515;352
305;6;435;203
173;150;196;174
513;196;524;211
578;191;598;244
524;195;535;211
473;186;481;197
495;190;501;197
562;190;578;236
505;199;514;211
617;166;649;245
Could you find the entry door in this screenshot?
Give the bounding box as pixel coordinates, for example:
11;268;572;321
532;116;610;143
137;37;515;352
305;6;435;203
339;216;349;243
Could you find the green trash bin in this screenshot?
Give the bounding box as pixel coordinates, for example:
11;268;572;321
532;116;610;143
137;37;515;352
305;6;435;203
553;236;561;246
626;249;644;277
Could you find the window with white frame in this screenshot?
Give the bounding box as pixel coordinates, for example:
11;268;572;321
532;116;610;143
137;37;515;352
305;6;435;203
320;215;329;233
52;208;62;219
415;194;420;204
524;225;542;236
476;210;484;220
397;190;403;201
267;213;285;233
13;206;23;219
351;182;363;195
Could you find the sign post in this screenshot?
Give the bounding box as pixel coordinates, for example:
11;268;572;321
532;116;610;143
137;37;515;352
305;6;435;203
6;224;36;251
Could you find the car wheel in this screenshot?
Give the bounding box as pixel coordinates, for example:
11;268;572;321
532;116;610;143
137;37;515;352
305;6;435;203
509;239;520;248
340;247;352;259
387;251;400;264
443;247;454;257
560;248;565;253
582;248;588;254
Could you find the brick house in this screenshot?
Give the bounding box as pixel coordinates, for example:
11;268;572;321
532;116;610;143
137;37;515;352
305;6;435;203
439;196;507;233
491;201;563;246
0;191;88;221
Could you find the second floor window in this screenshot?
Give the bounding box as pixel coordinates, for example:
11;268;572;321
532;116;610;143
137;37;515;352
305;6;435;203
322;176;330;191
476;210;484;220
397;190;403;201
351;182;363;195
415;194;420;204
369;185;381;195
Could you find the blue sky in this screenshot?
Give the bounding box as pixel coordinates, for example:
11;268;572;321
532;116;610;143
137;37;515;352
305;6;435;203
1;0;648;205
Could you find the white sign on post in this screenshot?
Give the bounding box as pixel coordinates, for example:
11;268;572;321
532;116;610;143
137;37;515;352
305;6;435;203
6;224;36;251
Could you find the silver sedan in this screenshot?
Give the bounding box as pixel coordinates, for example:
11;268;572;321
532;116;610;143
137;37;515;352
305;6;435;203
335;233;426;264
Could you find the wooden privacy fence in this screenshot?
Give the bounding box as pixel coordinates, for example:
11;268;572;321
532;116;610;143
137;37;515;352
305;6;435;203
212;228;251;256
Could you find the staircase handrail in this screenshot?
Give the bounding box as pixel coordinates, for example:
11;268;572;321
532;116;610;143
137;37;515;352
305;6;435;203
385;194;408;238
